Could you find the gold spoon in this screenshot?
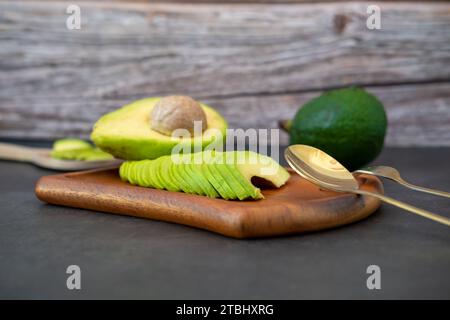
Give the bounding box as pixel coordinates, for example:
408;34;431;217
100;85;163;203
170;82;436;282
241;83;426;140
0;142;122;171
285;144;450;227
354;165;450;199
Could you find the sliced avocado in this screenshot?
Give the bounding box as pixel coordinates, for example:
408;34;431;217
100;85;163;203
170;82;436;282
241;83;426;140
176;156;206;196
198;150;237;200
235;151;291;189
51;138;113;161
127;161;139;185
220;151;260;199
75;148;114;161
169;157;194;194
138;160;153;187
200;162;231;200
149;157;165;190
214;152;254;200
206;151;290;200
91;97;227;160
119;161;128;182
158;156;180;192
224;164;256;200
53;138;91;151
120;151;290;200
188;156;219;198
51;138;91;160
207;162;238;200
180;153;218;198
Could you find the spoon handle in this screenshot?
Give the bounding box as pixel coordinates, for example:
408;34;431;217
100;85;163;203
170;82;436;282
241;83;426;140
356;189;450;227
396;178;450;199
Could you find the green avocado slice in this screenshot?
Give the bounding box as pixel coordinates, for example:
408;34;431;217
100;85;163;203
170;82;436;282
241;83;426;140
183;153;218;198
183;163;206;196
190;162;219;198
214;162;248;200
199;152;236;200
158;156;180;192
51;139;113;161
149;157;165;189
200;163;231;200
169;158;193;194
128;161;140;185
223;152;260;199
207;162;238;200
172;155;204;195
119;151;290;201
140;160;154;187
119;161;128;182
137;161;149;187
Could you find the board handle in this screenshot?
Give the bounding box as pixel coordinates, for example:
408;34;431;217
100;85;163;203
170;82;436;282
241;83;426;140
0;142;37;162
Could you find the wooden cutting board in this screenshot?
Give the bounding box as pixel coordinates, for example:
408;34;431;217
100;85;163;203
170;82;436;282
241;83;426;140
35;167;383;238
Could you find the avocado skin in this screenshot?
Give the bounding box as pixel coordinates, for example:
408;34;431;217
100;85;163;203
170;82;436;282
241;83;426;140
289;87;387;171
91;98;228;161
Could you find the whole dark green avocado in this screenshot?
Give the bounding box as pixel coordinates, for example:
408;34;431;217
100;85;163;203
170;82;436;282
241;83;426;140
289;87;387;171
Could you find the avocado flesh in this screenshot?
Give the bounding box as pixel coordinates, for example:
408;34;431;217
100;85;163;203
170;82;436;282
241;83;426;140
53;139;91;152
125;161;137;185
149;157;165;189
140;160;154;187
158;156;180;192
177;162;204;195
217;152;258;200
169;159;194;194
218;151;290;199
167;154;203;195
200;162;232;200
188;160;219;198
91;98;228;160
200;151;239;199
76;148;114;161
51;138;113;161
180;153;218;198
235;152;291;190
178;159;206;196
119;151;290;200
213;162;246;200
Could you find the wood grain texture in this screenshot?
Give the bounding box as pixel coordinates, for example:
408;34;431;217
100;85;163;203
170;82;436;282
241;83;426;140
35;167;383;238
1;1;449;145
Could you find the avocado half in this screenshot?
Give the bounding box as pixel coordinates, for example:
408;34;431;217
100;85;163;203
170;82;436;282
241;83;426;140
91;98;228;160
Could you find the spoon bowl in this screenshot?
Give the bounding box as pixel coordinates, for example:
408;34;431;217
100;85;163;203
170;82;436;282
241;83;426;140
285;144;358;192
285;144;450;227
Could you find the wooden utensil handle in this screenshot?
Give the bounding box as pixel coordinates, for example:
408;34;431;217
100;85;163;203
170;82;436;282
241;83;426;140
0;142;36;162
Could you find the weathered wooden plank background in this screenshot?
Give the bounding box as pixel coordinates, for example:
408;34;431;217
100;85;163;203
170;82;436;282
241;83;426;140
0;1;449;146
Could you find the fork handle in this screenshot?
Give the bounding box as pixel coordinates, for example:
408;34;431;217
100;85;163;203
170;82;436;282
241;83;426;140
355;189;450;227
397;178;450;199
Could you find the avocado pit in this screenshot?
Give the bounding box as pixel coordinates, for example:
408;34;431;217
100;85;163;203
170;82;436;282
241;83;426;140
151;95;207;136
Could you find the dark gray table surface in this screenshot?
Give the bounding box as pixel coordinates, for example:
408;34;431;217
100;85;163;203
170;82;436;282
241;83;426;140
0;144;449;299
